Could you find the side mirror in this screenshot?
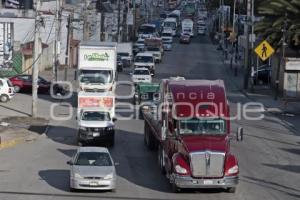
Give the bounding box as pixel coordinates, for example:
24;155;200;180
129;72;133;75
114;162;120;166
67;160;73;165
151;73;154;76
236;127;244;141
112;117;117;122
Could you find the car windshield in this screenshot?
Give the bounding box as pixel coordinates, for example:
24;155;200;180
7;80;13;87
81;111;110;121
137;40;144;44
75;152;112;166
79;70;112;84
147;47;160;51
179;118;226;135
135;56;153;63
133;69;150;75
162;33;172;37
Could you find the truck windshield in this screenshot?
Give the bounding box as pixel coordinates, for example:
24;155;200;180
163;22;176;30
118;52;129;57
133;69;150;75
162;33;172;37
79;70;112;84
179;118;226;135
81;111;111;121
135;56;153;63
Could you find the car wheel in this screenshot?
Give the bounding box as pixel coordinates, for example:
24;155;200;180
158;145;166;174
70;187;77;192
14;85;21;93
0;94;9;103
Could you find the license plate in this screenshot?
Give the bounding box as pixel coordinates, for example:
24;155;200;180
93;132;100;137
203;180;213;185
90;181;98;186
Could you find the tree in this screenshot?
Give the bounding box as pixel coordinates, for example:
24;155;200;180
255;0;300;50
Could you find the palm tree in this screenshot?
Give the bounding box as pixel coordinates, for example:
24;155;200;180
255;0;300;50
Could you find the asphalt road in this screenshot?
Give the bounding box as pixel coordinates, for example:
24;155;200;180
0;35;299;200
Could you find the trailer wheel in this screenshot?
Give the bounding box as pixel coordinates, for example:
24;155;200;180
158;145;166;174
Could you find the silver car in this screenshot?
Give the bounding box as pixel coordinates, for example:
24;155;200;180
68;147;117;192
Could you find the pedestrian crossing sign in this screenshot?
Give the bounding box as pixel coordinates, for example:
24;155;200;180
255;40;275;61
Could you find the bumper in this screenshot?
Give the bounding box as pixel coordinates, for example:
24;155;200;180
71;178;116;190
172;175;238;189
78;130;114;143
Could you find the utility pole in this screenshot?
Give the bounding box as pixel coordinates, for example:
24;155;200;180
53;0;62;82
96;0;105;41
64;11;73;81
243;0;251;90
32;0;41;118
133;0;136;40
275;12;288;100
117;0;121;42
83;0;90;40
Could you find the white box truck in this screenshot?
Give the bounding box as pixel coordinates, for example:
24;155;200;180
78;41;117;93
77;91;116;146
181;18;194;37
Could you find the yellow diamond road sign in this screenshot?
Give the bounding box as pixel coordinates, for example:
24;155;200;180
255;40;275;61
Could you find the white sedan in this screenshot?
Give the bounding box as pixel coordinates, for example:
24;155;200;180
131;68;152;84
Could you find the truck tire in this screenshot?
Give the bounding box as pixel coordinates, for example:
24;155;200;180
158;145;166;174
108;133;115;147
171;183;181;193
0;94;9;103
144;123;156;150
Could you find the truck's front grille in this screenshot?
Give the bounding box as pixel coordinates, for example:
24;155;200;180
84;88;106;93
190;151;225;178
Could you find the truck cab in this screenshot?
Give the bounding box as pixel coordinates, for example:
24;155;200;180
77;108;116;147
134;52;156;74
143;79;242;192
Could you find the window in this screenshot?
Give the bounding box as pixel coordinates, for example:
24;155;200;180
0;80;3;87
179;118;226;135
74;152;112;166
81;111;111;121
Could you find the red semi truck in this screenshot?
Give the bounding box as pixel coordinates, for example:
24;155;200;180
143;78;243;192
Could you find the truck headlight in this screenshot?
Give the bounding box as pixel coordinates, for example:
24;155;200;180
106;126;114;131
227;165;239;175
175;165;187;174
80;127;87;131
103;173;114;180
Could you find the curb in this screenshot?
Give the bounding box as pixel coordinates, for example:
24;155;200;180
0;121;50;150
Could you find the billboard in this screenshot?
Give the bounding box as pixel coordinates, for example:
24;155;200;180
0;22;14;70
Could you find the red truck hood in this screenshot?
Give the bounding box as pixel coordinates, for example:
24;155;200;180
180;135;228;153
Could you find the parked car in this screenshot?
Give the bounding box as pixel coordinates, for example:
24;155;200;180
0;78;14;103
9;75;51;93
180;33;191;44
252;64;272;85
68;147;117;192
131;67;152;84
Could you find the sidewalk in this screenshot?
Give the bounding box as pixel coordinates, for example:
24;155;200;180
220;46;300;115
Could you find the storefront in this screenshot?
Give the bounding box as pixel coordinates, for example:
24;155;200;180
283;58;300;99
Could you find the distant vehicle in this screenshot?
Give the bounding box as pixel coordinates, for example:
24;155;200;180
131;67;152;84
146;47;162;63
181;18;194;37
168;10;181;26
68;147;117;192
180;33;191;44
252;64;272;85
117;43;133;67
133;38;145;54
162;38;173;51
0;78;14;103
162;18;177;36
161;28;173;41
138;24;157;39
134;52;156;74
9;75;51;93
